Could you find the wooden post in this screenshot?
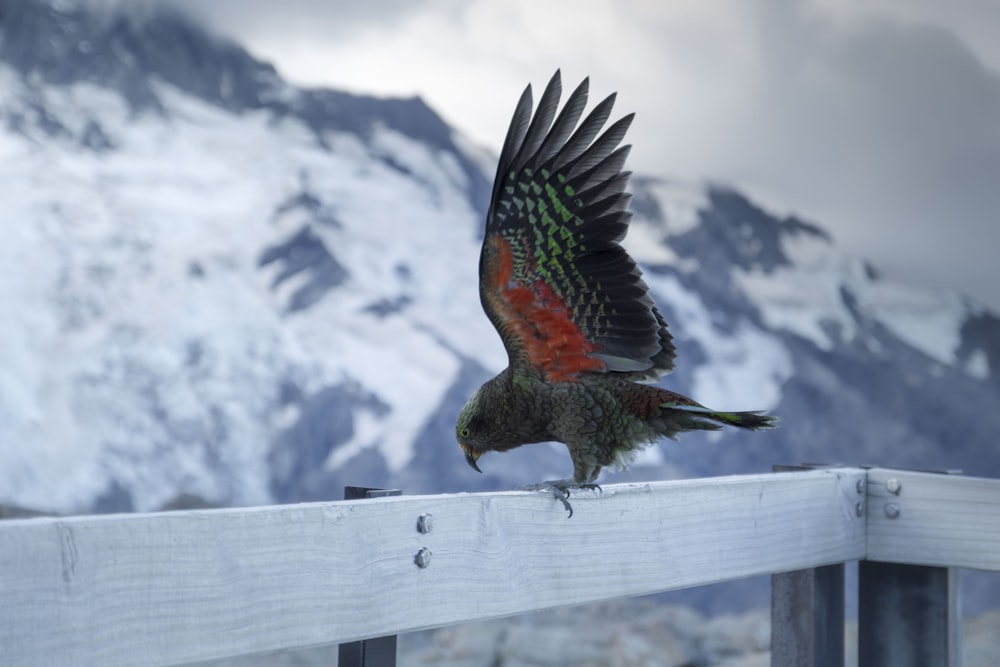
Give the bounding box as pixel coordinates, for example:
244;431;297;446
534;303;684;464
771;564;845;667
770;464;852;667
858;561;960;667
338;487;402;667
859;468;972;667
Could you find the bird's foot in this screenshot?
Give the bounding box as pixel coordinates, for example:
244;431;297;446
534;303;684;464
519;479;603;518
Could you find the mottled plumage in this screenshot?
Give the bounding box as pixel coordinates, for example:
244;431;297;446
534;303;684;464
456;71;775;513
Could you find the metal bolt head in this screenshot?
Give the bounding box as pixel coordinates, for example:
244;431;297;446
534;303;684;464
884;502;900;519
885;478;902;495
414;547;432;568
416;513;433;534
856;501;864;517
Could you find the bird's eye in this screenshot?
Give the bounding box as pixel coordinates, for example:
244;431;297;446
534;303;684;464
459;427;470;438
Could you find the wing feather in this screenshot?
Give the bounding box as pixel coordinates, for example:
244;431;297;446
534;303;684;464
479;70;676;382
511;74;561;173
535;78;589;166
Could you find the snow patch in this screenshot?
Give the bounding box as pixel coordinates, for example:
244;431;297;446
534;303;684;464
734;224;973;369
646;274;792;411
623;218;681;266
327;408;384;470
734;229;859;350
0;67;500;511
647;180;708;236
963;349;990;379
864;281;969;368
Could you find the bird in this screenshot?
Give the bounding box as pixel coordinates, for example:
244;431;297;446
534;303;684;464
455;70;776;516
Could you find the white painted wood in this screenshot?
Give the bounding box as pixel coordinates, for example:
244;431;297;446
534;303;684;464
0;469;865;667
866;468;1000;572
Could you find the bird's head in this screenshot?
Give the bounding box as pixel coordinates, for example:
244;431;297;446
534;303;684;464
456;374;524;474
456;387;486;473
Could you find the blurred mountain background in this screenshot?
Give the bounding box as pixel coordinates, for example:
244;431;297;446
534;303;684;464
1;0;997;661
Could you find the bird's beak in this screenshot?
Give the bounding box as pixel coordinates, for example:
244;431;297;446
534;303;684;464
462;445;482;473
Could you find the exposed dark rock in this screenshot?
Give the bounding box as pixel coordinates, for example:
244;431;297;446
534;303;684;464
258;226;348;312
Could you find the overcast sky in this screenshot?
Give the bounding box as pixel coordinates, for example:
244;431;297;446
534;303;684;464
174;0;1000;313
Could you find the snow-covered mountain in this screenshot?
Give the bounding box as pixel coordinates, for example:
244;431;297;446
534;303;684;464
2;0;998;519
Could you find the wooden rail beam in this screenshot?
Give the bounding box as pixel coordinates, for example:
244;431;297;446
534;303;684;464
865;468;1000;571
0;468;866;667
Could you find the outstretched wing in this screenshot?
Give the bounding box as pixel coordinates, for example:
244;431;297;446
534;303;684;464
479;70;675;383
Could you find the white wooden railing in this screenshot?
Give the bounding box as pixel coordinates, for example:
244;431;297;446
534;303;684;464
2;466;998;666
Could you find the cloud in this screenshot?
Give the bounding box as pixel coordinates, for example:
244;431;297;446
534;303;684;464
650;0;1000;309
166;0;446;41
149;0;1000;311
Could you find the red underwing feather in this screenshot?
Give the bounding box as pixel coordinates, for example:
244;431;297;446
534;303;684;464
485;235;606;382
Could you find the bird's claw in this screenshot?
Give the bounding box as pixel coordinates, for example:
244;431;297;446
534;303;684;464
549;484;575;518
519;480;602;518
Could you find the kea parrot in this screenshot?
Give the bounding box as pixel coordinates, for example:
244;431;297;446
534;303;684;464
456;71;776;516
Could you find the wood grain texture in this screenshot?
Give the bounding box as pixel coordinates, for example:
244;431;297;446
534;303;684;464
866;469;1000;572
1;469;865;667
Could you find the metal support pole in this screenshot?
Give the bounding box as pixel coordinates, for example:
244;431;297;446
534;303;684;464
858;561;960;667
338;486;402;667
772;564;845;667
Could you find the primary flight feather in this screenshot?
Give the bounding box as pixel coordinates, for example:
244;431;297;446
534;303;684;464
456;71;776;515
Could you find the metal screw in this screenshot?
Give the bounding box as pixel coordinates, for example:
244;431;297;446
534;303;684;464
886;478;902;495
856;502;864;517
884;502;900;519
414;547;432;568
856;479;865;494
416;513;433;534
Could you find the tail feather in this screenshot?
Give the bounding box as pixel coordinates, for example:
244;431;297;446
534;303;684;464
664;403;778;430
708;409;777;430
